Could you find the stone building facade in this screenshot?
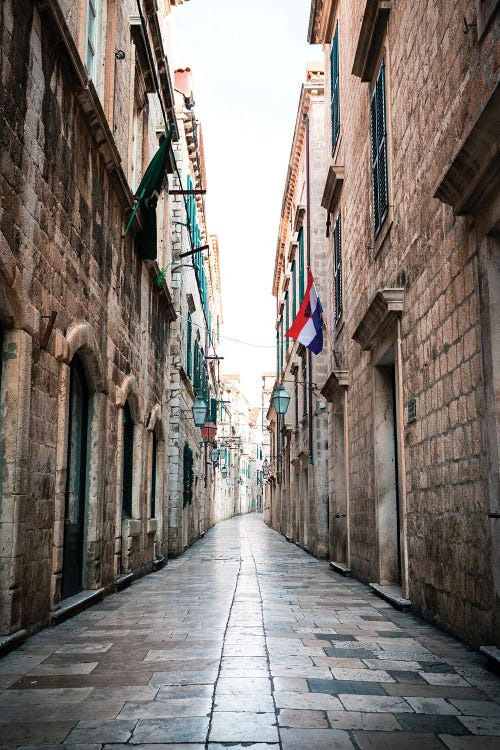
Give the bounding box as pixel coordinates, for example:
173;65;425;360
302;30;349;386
166;68;222;556
267;64;330;558
0;0;212;645
308;0;499;649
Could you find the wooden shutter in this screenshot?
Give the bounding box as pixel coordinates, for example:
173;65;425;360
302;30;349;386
330;23;340;153
298;228;305;301
333;212;342;322
370;60;389;235
186;313;192;377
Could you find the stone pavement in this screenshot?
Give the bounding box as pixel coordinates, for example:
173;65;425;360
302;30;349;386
1;515;500;750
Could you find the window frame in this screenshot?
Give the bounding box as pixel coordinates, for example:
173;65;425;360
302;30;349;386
370;59;390;237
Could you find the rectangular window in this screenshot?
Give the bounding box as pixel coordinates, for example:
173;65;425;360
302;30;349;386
276;328;281;378
294;372;299;428
285;292;289;352
298;228;305;301
291;260;297;319
86;0;99;79
183;444;194;507
186;313;193;377
370;60;389;236
302;363;308;418
330;22;340;153
280;318;284;373
333;212;342;322
193;340;200;394
130;108;139;193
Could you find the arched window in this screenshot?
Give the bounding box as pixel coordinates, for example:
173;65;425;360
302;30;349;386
122;400;134;518
62;355;89;599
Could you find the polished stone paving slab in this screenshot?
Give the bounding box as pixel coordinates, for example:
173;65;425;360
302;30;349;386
1;514;500;749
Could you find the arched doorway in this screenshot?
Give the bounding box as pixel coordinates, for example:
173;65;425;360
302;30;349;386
62;355;89;599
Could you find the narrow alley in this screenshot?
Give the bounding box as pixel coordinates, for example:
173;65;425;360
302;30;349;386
1;514;500;750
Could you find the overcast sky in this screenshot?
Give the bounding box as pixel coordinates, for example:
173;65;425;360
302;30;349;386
172;0;319;405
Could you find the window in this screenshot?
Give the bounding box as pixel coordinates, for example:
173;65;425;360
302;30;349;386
186;313;193;377
276;328;281;378
150;430;157;518
330;22;340;153
291;260;297;319
130;109;139;193
193;340;200;394
370;60;389;236
285;292;290;352
122;400;134;518
294;371;299;428
302;363;308;418
85;0;99;79
183;444;194;508
333;212;342;322
298;228;305;301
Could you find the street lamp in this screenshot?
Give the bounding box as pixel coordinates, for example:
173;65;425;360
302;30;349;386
221;465;228;478
210;447;219;464
191;396;208;427
272;384;291;414
262;458;270;479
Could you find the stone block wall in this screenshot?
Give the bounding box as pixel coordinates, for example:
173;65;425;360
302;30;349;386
316;0;498;645
0;0;175;636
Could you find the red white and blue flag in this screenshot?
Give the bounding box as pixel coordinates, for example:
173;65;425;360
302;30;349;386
285;269;324;354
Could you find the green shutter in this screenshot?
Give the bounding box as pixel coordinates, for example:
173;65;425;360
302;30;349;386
330;23;340;153
370;60;389;235
333;212;342;322
186;313;193;377
285;292;289;352
291;260;297;319
193;340;200;393
210;398;217;424
183;443;194;507
298;228;305;301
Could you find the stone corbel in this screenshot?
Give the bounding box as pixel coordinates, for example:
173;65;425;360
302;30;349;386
353;288;404;351
434;83;499;228
321;370;349;403
146;404;162;432
321;165;345;216
294;205;306;233
352;1;392;82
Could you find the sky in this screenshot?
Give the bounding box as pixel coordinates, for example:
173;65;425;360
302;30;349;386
171;0;319;406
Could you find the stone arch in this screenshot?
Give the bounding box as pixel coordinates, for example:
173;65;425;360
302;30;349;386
65;322;106;393
116;374;141;424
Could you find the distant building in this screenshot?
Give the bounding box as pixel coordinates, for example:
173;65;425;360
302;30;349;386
267;63;330;558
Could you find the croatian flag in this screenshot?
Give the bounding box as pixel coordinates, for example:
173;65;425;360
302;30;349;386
285;269;324;354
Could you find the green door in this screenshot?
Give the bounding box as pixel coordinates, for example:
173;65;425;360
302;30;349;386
62;355;89;599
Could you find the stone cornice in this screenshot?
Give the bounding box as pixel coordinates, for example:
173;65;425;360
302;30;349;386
352;1;392;82
308;0;339;44
321;165;345;214
272;76;324;297
434;82;500;222
352;288;404;350
320;370;349;402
